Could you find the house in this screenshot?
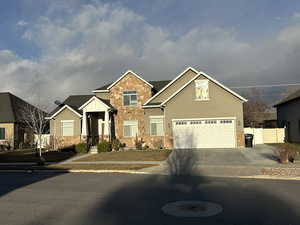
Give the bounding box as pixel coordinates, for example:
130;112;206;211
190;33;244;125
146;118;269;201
0;92;43;149
47;67;247;149
274;88;300;143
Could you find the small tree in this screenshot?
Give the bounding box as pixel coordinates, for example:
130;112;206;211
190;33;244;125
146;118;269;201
20;103;49;159
243;88;269;127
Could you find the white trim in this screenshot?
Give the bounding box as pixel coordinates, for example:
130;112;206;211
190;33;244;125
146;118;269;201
143;67;199;106
48;105;82;119
142;105;161;108
107;70;153;90
60;120;75;122
78;96;110;110
172;117;236;121
92;90;109;93
161;72;247;106
199;71;248;102
149;115;164;119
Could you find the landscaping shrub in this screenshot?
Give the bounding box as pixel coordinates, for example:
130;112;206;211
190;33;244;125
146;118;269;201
135;136;143;150
152;139;163;149
97;140;111;153
75;143;88;153
112;139;121;151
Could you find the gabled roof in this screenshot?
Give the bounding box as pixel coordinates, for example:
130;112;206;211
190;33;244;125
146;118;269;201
94;80;171;93
274;88;300;107
78;96;113;110
0;92;42;123
143;67;199;106
48;95;114;119
107;70;153;90
143;67;247;107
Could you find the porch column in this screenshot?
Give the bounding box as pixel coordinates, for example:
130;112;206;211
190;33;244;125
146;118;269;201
81;111;88;136
104;110;109;136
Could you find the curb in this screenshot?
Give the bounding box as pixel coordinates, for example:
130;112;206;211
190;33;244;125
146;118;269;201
0;169;300;180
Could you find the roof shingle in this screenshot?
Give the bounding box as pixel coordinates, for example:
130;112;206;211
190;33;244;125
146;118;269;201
274;88;300;107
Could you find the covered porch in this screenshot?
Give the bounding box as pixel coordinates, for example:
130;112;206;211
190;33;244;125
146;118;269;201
79;96;114;146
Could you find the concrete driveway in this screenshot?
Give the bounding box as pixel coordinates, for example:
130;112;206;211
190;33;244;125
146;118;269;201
141;144;280;175
167;144;278;166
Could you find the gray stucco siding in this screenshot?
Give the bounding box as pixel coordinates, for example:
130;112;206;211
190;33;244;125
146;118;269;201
50;108;82;136
163;75;244;136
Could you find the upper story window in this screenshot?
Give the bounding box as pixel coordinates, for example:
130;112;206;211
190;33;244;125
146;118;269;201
195;80;209;101
0;128;5;140
123;91;137;106
61;120;74;136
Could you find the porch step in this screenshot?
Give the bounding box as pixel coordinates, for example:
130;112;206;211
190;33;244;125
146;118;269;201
89;146;98;154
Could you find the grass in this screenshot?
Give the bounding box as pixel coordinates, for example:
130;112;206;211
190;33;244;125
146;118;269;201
0;150;78;163
0;164;157;171
76;150;172;162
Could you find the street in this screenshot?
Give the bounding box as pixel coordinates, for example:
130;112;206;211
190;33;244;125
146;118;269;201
0;172;299;225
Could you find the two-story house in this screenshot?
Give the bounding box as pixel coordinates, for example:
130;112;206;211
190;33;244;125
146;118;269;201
47;67;247;149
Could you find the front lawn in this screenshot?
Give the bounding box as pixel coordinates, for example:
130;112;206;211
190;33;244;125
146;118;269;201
0;150;78;163
76;150;172;162
0;164;157;171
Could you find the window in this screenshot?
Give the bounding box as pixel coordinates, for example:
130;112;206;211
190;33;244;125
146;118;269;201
195;80;209;100
123;91;137;106
123;120;138;137
0;128;5;140
61;120;74;136
150;117;164;136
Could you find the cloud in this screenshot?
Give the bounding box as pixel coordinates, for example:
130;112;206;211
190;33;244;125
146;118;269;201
16;20;28;26
1;2;300;108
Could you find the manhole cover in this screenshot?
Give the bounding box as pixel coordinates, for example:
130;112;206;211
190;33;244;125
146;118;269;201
162;200;223;217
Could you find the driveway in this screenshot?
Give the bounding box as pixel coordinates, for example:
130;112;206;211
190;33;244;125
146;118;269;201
141;144;280;175
167;144;278;166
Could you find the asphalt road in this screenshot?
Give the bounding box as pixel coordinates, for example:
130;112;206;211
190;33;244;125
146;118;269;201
0;172;299;225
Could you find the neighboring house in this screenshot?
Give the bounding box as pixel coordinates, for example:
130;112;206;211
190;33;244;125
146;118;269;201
0;92;42;149
47;67;247;149
274;89;300;143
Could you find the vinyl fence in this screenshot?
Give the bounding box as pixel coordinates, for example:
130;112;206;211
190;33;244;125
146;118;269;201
244;128;285;145
34;134;51;149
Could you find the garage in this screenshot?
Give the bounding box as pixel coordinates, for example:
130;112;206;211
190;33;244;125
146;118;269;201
172;118;236;149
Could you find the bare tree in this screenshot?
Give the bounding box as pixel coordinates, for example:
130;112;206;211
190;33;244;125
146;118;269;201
243;88;269;127
20;103;49;159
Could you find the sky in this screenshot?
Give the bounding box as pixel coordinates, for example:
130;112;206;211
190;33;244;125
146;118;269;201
1;0;300;106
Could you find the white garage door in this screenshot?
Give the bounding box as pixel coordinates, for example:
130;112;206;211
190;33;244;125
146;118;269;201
173;118;236;149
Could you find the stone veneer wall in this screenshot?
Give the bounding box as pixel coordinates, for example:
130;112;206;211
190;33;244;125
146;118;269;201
110;72;152;148
236;131;245;148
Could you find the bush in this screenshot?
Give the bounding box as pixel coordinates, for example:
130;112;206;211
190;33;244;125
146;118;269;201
152;139;163;149
135;136;143;150
112;139;121;151
75;143;88;153
97;140;111;153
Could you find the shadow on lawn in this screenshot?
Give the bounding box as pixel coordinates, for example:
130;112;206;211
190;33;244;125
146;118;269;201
77;149;300;225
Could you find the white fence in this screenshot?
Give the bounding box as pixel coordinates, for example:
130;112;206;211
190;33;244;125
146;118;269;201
244;128;285;145
34;134;51;148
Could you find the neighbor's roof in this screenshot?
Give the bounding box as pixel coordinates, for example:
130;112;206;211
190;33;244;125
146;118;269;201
50;95;114;116
95;80;171;93
274;88;300;107
0;92;39;123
